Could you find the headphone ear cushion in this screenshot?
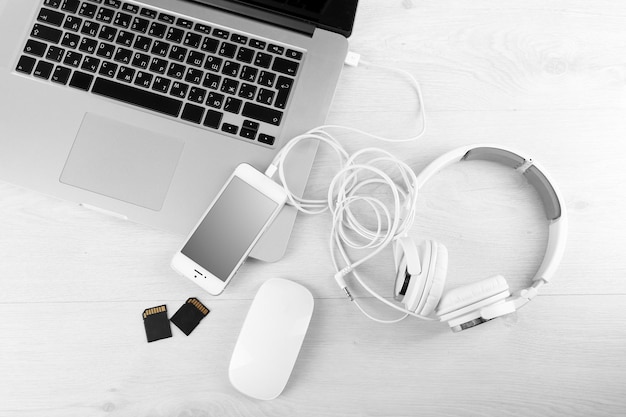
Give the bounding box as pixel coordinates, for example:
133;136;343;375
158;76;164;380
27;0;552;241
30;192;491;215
417;241;448;316
436;275;509;317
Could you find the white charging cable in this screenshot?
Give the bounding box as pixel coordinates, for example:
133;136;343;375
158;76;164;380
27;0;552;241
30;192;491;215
265;55;433;323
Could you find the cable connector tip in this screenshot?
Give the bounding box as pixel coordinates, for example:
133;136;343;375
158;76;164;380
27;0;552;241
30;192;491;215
344;51;361;67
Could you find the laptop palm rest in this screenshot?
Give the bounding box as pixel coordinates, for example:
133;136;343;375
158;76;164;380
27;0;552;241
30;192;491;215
60;113;184;211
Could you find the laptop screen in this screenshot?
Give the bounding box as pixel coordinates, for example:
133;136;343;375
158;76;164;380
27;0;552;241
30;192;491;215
192;0;359;37
235;0;359;37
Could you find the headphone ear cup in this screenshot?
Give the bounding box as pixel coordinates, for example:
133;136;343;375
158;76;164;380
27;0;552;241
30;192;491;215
394;239;448;316
417;241;448;316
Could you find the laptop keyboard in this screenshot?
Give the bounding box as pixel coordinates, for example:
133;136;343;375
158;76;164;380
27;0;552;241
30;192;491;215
16;0;307;147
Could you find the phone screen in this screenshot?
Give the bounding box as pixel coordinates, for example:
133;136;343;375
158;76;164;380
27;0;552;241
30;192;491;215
181;177;280;281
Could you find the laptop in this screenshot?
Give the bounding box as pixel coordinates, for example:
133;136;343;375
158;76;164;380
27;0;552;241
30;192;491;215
0;0;358;261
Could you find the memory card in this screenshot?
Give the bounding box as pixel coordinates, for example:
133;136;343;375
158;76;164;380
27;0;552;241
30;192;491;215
170;298;210;336
142;305;172;343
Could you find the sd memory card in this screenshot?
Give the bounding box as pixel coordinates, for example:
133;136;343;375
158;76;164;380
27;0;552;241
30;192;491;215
170;298;210;336
143;305;172;343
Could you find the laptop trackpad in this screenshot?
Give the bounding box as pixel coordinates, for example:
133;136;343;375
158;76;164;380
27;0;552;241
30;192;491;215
60;113;184;211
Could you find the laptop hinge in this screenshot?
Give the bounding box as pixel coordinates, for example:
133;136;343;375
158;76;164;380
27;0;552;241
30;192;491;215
187;0;316;37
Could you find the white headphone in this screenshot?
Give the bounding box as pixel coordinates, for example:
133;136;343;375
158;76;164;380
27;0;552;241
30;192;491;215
390;145;568;331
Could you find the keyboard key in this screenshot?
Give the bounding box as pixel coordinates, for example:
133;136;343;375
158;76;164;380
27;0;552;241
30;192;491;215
231;34;247;44
69;70;94;90
166;27;184;43
96;42;115;59
16;55;37;74
149;57;167;74
148;22;167;38
242;102;283;126
152;76;171;93
79;37;98;54
131;52;150;69
134;71;153;88
183;32;202;48
203;109;222;129
63;15;82;32
218;42;237;58
116;65;135;82
238;83;256;100
275;76;294;109
64;50;83;67
243;120;260;131
104;0;121;8
130;17;150;33
201;37;219;53
151;40;170;57
194;24;211;34
177;18;193;29
240;127;256;140
122;3;139;14
61;32;80;48
258;70;275;87
81;56;101;72
140;8;158;19
99;61;117;77
61;0;80;12
286;49;303;60
169;45;188;62
185;68;203;85
170;81;189;99
187;50;206;67
256;88;275;106
24;40;47;57
254;52;272;68
224;97;242;114
32;23;63;44
258;133;275;146
167;62;185;79
181;103;204;124
204;56;222;72
133;35;152;52
240;65;258;82
236;47;254;63
221;123;238;134
272;57;299;76
92;77;182;117
38;8;65;27
81;21;100;37
78;3;97;18
45;0;62;8
51;65;72;84
96;6;115;23
113;11;132;28
158;13;175;24
203;73;221;90
99;25;118;41
220;77;238;95
222;61;240;77
114;47;132;64
249;39;266;50
207;92;224;108
188;87;207;103
268;44;284;55
213;29;229;39
46;45;65;62
116;30;135;47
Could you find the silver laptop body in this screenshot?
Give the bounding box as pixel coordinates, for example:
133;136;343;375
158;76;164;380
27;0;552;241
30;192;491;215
0;0;355;261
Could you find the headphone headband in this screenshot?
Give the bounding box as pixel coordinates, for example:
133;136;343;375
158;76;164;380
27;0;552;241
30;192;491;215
415;145;568;308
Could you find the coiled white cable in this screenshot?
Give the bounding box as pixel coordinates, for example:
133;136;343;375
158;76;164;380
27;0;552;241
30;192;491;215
265;57;434;323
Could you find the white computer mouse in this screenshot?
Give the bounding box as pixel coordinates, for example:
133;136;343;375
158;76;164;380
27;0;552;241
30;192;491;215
229;278;314;400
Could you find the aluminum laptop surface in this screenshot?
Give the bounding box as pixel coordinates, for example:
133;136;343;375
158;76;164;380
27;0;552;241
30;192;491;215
0;0;355;262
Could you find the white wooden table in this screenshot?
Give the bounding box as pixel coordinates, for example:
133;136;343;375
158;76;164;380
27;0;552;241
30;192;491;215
1;1;625;416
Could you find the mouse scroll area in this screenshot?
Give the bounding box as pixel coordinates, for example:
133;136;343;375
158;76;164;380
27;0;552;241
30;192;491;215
229;279;314;400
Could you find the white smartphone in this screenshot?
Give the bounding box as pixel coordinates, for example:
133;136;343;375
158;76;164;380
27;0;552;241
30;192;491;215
171;163;288;295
